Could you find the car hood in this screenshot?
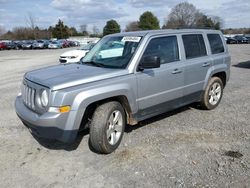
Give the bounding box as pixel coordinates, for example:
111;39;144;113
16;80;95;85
25;63;129;91
60;49;88;57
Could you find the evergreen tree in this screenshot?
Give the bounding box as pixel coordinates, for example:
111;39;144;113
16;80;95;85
138;11;160;30
103;19;121;36
51;19;69;39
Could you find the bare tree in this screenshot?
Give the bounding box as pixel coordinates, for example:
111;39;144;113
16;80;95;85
12;27;33;40
125;21;140;32
92;25;99;35
80;24;87;33
0;25;6;36
25;13;36;39
163;2;202;29
211;16;223;30
79;24;89;36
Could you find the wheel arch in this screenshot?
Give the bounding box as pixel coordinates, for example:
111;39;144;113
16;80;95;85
68;85;138;132
212;72;227;88
203;64;228;90
78;95;137;131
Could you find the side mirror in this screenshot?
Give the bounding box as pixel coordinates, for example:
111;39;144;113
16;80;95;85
138;55;160;70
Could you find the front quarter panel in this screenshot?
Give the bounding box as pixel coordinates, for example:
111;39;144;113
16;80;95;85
53;74;138;131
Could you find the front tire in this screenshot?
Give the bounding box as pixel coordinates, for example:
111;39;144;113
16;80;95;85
89;101;126;154
200;77;223;110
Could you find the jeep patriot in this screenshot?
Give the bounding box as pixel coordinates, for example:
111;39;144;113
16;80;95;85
15;29;231;154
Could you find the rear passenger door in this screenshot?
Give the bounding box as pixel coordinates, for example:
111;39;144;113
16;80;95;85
136;35;185;118
181;34;211;101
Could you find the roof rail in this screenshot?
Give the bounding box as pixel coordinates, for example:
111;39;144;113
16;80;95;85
175;26;216;30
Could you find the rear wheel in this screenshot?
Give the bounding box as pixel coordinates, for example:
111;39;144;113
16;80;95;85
89;101;126;154
199;77;223;110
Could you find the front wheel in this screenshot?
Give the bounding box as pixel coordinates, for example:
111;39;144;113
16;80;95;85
89;101;126;154
199;77;223;110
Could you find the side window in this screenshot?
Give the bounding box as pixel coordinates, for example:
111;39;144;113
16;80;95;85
182;34;207;59
207;34;225;54
142;36;179;64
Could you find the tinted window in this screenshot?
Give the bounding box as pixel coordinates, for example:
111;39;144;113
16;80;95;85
182;34;207;59
142;36;179;64
207;34;225;54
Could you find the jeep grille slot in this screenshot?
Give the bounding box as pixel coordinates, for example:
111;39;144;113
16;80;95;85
22;84;36;110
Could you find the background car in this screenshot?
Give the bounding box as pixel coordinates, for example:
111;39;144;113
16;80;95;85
5;41;17;50
71;41;80;46
58;39;70;48
22;41;34;49
48;41;63;49
14;41;23;50
226;37;237;44
234;35;249;44
244;36;250;43
32;40;49;49
0;42;7;50
59;42;96;64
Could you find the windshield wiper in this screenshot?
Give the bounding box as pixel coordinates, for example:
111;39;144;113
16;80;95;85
82;61;105;67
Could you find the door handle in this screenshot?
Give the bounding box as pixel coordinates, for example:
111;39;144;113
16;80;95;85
172;69;182;74
202;62;211;67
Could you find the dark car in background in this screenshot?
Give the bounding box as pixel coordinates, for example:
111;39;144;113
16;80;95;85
0;42;7;50
22;41;34;49
6;41;17;50
244;36;250;43
234;35;249;44
225;37;237;44
14;41;24;49
32;40;49;49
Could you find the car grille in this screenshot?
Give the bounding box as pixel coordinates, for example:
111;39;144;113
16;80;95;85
22;84;36;110
59;59;67;63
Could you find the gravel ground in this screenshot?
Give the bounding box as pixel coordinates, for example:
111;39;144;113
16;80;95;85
0;45;249;188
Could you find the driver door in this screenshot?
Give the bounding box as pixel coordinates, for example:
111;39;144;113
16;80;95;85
136;35;185;118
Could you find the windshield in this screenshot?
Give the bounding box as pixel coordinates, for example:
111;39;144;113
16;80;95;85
80;36;142;69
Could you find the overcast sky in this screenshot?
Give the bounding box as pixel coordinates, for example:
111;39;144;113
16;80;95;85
0;0;249;32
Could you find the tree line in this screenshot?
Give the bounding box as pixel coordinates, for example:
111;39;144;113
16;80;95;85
104;2;222;36
1;2;249;40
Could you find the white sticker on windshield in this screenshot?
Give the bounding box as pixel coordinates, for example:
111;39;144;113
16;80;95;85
121;36;141;43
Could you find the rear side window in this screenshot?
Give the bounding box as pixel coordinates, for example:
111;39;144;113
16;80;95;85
182;34;207;59
207;34;225;54
142;36;179;64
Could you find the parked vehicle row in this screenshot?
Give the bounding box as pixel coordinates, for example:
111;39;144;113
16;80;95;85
0;39;80;50
224;35;250;44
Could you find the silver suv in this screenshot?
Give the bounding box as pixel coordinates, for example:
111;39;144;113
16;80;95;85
15;29;230;154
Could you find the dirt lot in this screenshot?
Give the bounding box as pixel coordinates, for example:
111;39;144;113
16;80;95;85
0;46;249;188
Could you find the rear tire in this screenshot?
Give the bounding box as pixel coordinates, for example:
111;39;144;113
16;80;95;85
89;101;126;154
199;77;223;110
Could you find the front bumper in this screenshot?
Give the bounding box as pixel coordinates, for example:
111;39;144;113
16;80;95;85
59;57;81;64
15;96;78;143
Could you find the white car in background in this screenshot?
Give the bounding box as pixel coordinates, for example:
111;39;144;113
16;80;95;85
59;43;96;64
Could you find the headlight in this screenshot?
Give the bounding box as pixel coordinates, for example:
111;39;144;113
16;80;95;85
41;89;48;107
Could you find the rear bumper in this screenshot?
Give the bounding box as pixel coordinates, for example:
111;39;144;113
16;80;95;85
15;96;78;143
